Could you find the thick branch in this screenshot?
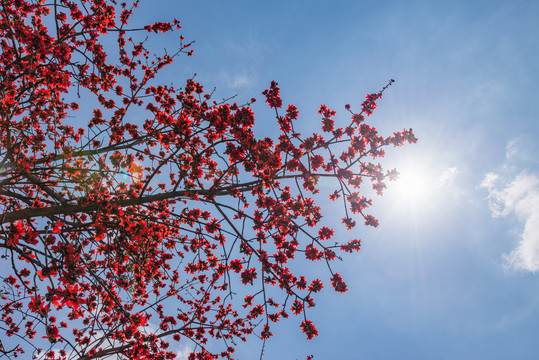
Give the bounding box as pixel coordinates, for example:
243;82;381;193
0;182;260;224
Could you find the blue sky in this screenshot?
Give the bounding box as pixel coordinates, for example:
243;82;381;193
138;1;539;359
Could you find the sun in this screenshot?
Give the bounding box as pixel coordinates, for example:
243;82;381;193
392;165;433;205
386;159;441;213
384;152;459;220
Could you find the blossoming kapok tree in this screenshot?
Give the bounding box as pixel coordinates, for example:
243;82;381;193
0;1;416;359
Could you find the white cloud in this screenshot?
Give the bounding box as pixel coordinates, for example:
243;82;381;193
480;172;499;191
176;344;193;360
219;70;254;89
481;172;539;272
466;79;505;114
436;166;458;189
503;134;539;169
214;36;265;91
231;74;252;88
505;139;519;159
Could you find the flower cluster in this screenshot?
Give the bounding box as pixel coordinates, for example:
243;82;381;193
0;1;416;359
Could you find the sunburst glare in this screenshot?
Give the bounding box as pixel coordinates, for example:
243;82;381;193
386;156;457;217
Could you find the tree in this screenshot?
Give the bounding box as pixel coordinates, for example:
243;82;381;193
0;1;416;359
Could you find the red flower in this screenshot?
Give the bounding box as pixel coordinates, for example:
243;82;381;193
291;300;303;315
229;259;243;273
305;244;322;260
44;325;60;342
364;214;379;227
340;239;362;253
300;320;318;340
241;268;258;285
308;279;324;293
318;227;334;240
262;81;282;108
331;273;348;293
7;221;24;247
261;324;272;339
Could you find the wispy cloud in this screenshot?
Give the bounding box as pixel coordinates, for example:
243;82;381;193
219;70;254;89
436;166;458;189
503;135;539;168
176;344;194;359
481;137;539;272
216;35;265;91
